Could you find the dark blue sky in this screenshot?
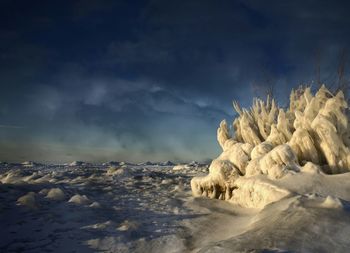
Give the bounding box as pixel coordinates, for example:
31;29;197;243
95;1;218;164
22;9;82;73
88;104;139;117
1;0;350;163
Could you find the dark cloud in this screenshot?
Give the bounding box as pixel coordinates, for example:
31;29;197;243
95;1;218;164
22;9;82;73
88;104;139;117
1;0;350;162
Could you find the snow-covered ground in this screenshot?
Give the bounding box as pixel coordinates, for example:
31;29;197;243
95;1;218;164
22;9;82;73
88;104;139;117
0;162;205;252
2;162;350;253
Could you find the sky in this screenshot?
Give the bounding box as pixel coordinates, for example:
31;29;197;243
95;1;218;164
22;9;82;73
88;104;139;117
1;0;350;163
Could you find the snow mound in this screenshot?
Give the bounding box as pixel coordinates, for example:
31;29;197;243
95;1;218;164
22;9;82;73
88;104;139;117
192;85;350;209
17;192;38;209
68;194;91;205
46;188;65;201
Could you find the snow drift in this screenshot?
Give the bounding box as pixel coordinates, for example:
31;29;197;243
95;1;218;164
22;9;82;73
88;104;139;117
191;85;350;208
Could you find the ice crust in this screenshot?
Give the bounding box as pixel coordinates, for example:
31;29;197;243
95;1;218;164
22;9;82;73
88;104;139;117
192;85;350;208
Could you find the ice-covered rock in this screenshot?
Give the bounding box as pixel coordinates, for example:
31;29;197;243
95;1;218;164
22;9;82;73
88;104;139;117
191;85;350;208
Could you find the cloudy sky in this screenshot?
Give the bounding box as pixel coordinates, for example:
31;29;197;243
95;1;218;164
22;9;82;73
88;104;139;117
1;0;350;163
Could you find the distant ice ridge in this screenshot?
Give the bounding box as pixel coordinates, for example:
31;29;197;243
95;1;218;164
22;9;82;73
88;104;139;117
191;85;350;208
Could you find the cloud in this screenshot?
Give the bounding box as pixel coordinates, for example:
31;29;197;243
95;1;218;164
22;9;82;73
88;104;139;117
1;0;350;162
0;69;227;162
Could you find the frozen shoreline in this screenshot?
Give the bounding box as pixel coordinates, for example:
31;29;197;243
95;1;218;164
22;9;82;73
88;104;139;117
1;163;350;252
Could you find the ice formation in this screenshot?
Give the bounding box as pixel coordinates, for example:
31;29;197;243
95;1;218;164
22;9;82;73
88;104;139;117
191;85;350;208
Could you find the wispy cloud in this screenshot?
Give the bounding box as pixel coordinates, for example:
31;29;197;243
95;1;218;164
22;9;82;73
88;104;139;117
0;125;25;129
